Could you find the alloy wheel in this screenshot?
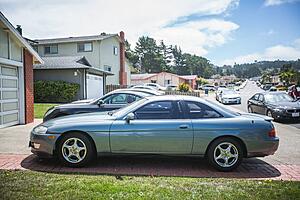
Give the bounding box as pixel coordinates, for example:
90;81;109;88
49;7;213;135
62;137;87;164
213;142;239;168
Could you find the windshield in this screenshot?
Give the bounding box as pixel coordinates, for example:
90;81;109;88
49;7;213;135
264;93;293;103
223;90;237;95
113;98;148;118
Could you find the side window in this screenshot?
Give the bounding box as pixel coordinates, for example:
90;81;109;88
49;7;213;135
186;101;222;119
102;94;127;104
258;94;264;102
134;101;173;119
253;94;259;100
127;94;140;104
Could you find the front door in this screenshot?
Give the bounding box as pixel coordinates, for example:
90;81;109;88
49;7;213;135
109;101;193;154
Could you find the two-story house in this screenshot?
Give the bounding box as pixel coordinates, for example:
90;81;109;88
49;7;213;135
31;31;130;99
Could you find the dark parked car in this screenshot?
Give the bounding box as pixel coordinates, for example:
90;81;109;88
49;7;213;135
43;90;152;122
247;92;300;121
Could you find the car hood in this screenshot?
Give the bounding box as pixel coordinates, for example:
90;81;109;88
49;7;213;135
268;101;300;109
43;112;116;127
71;99;96;104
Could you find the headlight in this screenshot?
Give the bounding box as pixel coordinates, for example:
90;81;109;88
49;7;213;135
273;108;284;112
33;126;48;134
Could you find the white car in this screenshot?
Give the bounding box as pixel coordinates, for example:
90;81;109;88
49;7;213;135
215;88;229;101
220;90;241;104
144;83;166;91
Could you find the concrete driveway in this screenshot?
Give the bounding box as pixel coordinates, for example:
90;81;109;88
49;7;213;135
0;119;42;154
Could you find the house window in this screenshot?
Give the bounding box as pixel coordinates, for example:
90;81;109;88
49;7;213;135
113;46;118;55
104;65;112;72
78;42;93;52
32;45;38;53
44;45;58;54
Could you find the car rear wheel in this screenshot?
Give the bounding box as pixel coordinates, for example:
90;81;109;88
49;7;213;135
207;137;243;171
57;132;95;167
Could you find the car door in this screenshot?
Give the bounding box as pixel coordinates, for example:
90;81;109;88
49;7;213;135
109;101;193;154
183;101;231;155
256;94;266;115
248;93;260;113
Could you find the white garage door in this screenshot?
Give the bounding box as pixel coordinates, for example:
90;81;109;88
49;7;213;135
87;74;103;99
0;65;19;128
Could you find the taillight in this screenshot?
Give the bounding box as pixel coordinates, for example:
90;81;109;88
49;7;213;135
268;128;276;137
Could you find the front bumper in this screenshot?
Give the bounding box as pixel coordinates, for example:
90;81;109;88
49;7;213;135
222;98;241;104
29;131;60;158
247;137;279;157
272;110;300;121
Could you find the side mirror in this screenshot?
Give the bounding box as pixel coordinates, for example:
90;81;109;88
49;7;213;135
97;100;104;106
125;113;135;123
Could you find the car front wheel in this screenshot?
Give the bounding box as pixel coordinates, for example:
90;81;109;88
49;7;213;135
57;132;95;167
207;137;243;171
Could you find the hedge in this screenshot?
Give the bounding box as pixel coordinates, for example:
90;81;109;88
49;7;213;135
34;80;80;103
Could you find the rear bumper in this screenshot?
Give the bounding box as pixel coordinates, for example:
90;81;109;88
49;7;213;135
29;131;60;158
247;137;279;157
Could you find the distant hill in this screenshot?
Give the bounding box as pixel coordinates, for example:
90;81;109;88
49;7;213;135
214;59;300;78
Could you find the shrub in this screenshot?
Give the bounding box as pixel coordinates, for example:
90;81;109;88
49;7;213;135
34;80;80;103
178;83;190;92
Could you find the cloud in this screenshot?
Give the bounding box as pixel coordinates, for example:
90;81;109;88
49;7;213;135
0;0;239;56
220;39;300;65
152;19;239;56
264;0;300;6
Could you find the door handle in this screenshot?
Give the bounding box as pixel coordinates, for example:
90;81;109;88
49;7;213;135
179;125;189;129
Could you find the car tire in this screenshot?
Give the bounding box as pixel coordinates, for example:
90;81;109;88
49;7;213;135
57;132;95;167
248;106;253;113
207;137;243;172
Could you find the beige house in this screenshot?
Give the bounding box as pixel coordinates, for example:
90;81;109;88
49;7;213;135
131;72;197;89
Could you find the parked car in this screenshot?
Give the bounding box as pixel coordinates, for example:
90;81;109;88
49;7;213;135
215;88;229;101
219;89;241;104
262;84;272;91
166;85;178;91
247;92;300;121
43;90;153;122
268;86;277;92
203;84;216;91
114;88;164;96
30;95;279;171
144;83;166;91
132;85;159;91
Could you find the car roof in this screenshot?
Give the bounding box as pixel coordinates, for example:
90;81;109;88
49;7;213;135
114;88;161;95
107;90;150;97
258;91;286;95
144;95;203;102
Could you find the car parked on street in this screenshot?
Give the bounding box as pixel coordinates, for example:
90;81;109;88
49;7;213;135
43;90;153;122
219;89;241;104
30;95;279;171
215;88;229;101
144;83;166;91
247;92;300;121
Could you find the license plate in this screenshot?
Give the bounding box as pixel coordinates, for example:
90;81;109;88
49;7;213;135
292;112;300;117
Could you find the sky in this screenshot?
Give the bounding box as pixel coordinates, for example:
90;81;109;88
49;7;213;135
0;0;300;66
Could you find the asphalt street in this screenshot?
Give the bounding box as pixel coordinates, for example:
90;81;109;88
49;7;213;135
205;81;300;165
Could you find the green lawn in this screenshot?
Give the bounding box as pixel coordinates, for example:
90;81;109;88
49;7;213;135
34;104;58;119
0;171;299;200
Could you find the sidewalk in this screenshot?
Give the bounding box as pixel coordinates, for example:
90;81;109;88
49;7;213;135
0;154;299;181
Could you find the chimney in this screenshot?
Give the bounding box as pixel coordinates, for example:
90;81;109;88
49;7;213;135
119;31;127;85
16;25;22;35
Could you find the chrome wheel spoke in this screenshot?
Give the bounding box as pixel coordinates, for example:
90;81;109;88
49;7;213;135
213;142;239;168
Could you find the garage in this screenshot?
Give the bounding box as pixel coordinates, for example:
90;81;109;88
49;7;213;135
0;65;19;128
86;73;103;99
0;12;43;128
